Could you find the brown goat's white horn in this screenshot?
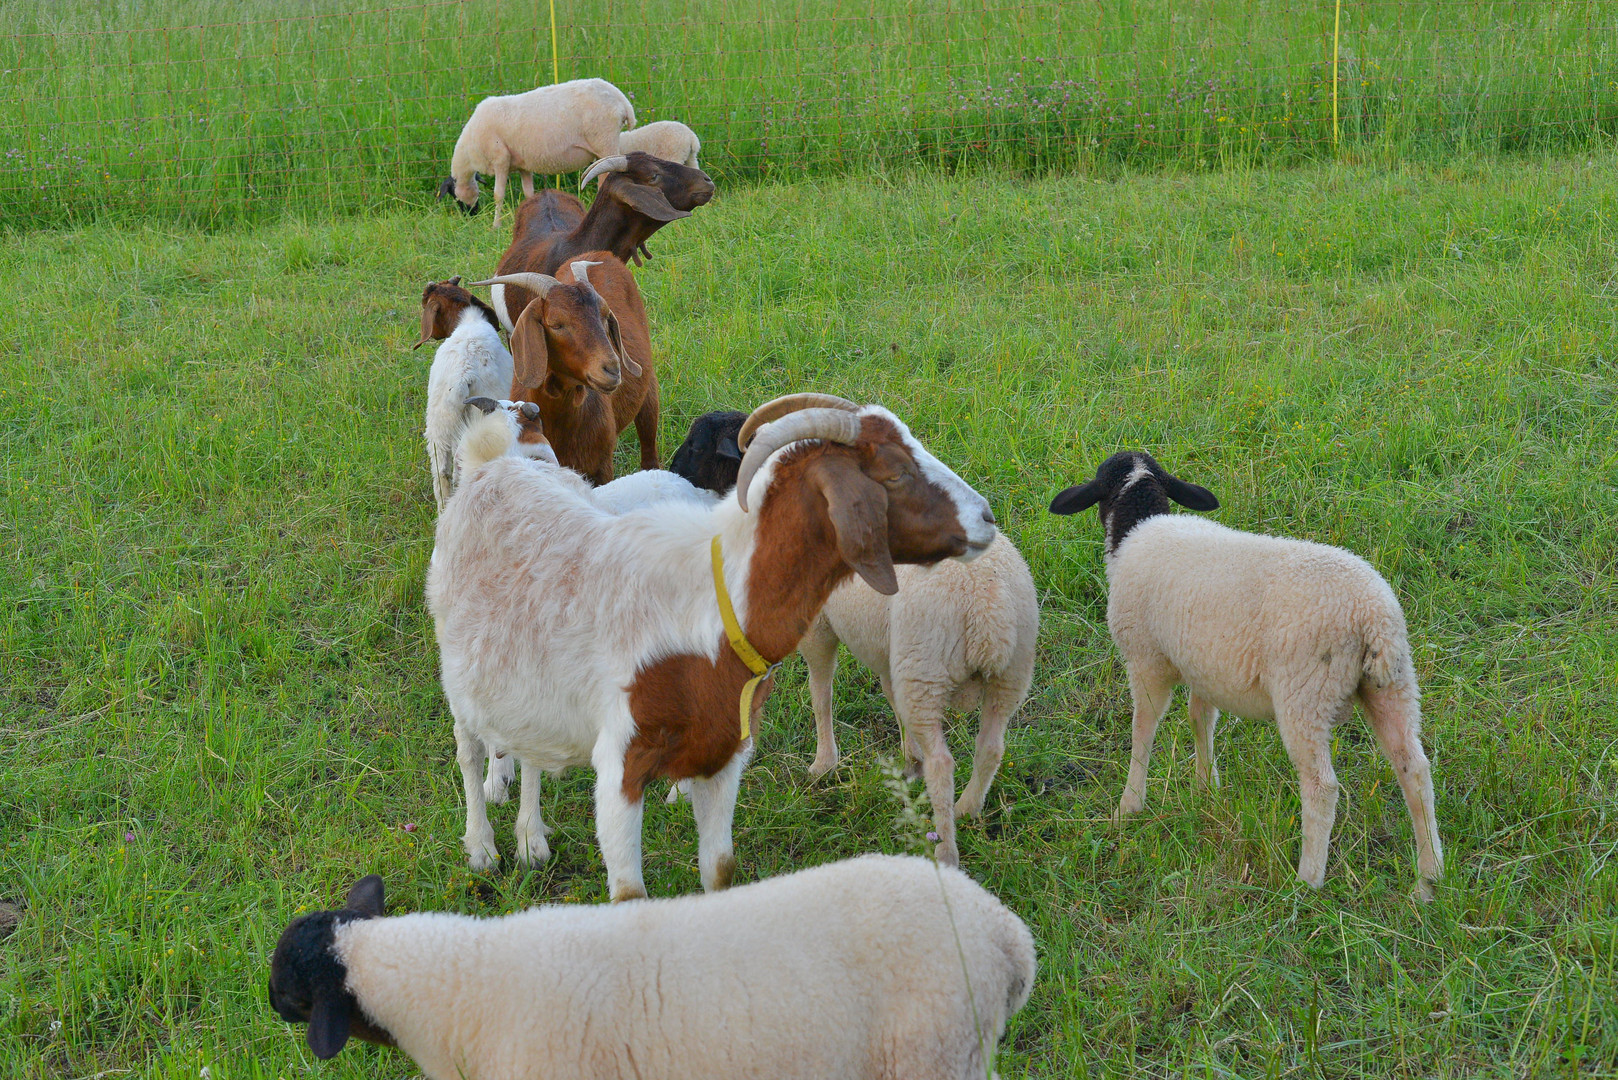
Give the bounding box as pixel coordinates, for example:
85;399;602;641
468;273;562;297
580;156;631;189
737;394;860;451
734;408;863;513
567;260;603;289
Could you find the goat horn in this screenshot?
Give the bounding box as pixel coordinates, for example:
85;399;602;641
580;156;630;188
734;408;862;513
737;394;860;451
568;259;603;288
468;273;562;297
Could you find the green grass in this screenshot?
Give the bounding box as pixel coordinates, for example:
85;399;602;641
2;153;1618;1077
2;0;1617;226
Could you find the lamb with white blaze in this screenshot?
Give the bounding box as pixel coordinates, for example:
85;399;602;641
1048;451;1443;899
428;393;996;900
415;278;511;511
269;857;1035;1079
438;77;635;229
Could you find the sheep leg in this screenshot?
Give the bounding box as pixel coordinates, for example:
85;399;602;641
633;375;660;471
689;743;753;892
512;759;552;867
1275;700;1340;890
1360;682;1443;900
454;720;500;870
482;751;516;804
956;674;1024;820
1188;692;1221;789
799;617;842;778
592;735;646;902
898;682;960;866
1115;664;1174;822
491;169;509;230
520;171;535;199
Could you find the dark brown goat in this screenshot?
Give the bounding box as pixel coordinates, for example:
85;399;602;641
473;256;657;485
489;152;713;333
412;277;502;349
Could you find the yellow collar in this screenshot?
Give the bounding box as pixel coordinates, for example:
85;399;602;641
711;535;779;741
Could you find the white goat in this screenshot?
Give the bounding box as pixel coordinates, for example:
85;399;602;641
428;393;996;901
439;77;635;229
269;856;1036;1078
416;280;511;511
1049;450;1444;899
617;119;701;167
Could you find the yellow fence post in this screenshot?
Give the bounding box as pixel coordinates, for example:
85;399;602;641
1332;0;1342;150
551;0;562;188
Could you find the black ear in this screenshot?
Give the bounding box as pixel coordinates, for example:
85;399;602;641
716;433;742;461
436;177;454;200
1049;479;1104;515
465;397;500;414
343;875;384;918
307;994;351;1059
1159;473;1220;511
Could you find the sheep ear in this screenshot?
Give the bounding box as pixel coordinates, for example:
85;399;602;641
1158;473;1220;511
604;309;642;376
1048;479;1104;515
343;875;384;919
512;305;550;389
616;181;690;223
716;433;742;461
306;995;351;1059
817;460;898;596
413;297;439;351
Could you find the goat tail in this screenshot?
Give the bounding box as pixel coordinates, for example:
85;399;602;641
457;411;514;475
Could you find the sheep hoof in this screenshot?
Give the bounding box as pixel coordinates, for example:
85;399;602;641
954;795;985;819
1414;878;1436;903
1111;800;1143;826
807;754;839;779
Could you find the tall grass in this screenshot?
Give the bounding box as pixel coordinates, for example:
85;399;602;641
1;0;1615;226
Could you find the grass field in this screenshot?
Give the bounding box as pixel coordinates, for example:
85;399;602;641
2;152;1618;1078
2;0;1617;226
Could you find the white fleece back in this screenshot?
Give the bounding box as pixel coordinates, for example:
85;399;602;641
451;78;634;182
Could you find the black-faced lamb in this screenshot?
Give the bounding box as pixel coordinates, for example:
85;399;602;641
428;394;997;900
1049;451;1444;899
268;856;1035;1078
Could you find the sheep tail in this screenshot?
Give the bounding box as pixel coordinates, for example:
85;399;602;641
457;412;514;474
1359;604;1413;692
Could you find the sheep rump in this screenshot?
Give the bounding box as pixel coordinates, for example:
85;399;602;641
617;119;701;167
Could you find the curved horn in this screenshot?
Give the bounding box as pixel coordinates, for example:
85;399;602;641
567;259;603;289
736;393;860;451
468;273;562;298
580;155;631;188
734;408;862;513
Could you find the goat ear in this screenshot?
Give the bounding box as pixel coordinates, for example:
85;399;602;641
413;297;439;350
716;433;742;461
343;875;384;919
616;181;690;223
817;460;898;596
1048;479;1104;516
604;308;642;377
306;994;351;1060
512;304;550;389
1159;473;1220;511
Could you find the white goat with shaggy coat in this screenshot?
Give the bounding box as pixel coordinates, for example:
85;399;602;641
428;393;996;901
440;78;635;229
1049;451;1444;899
415;279;512;511
269;856;1036;1079
617;119;702;167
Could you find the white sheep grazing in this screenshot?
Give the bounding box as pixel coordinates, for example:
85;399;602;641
617;119;701;167
439;77;635;229
798;534;1038;868
416;280;512;511
1049;451;1444;899
268;855;1036;1079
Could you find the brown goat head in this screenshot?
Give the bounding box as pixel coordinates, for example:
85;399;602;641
414;277;501;349
582;151;715;225
474;264;640;396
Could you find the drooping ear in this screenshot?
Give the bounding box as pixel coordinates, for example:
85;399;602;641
1049;479;1104;515
716;433;742;461
511;303;551;389
604;308;642;376
465;396;500;414
816;459;898;595
306;994;351;1059
343;875;384;919
413;296;440;350
1157;471;1220;511
615;181;690;223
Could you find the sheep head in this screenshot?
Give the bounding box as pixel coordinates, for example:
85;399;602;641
439;172;482;213
471;265;640;396
268;875;396;1060
1048;451;1220;554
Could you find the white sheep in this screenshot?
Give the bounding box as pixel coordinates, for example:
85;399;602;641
416;279;512;512
428;394;996;900
798;535;1038;868
268;855;1036;1079
438;77;635;229
1049;451;1444;899
617;119;701;167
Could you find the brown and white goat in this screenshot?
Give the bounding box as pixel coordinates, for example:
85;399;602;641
427;394;997;901
488;151;714;332
471;257;657;484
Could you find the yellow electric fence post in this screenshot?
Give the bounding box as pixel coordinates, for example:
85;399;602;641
551;0;562;189
1332;0;1342;150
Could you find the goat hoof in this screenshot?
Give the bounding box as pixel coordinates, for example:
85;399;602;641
466;838;500;871
610;882;648;903
807;755;839;779
1414;878;1436;903
954;796;984;819
514;837;550;868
